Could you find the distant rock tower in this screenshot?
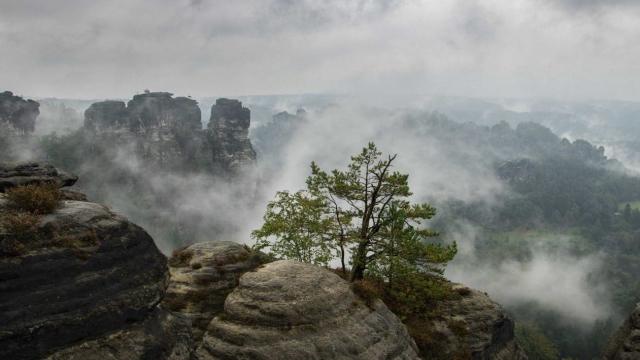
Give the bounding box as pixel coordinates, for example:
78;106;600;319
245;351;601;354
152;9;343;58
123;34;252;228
208;98;256;173
0;91;40;135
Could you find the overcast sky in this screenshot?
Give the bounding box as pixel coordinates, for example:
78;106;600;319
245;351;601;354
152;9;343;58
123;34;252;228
1;0;639;100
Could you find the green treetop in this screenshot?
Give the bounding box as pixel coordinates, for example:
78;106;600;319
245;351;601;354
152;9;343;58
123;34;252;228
252;142;456;283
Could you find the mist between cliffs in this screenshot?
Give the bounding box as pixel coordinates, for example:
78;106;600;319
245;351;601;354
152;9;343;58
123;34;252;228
6;95;617;333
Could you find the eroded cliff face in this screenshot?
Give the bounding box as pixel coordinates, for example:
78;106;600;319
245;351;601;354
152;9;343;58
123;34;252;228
0;91;40;135
84;92;206;169
604;304;640;360
83;92;255;174
0;163;190;360
420;284;527;360
0;92;41;161
208;98;256;173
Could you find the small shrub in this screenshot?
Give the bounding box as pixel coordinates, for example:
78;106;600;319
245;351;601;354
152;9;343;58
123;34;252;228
2;211;40;236
6;183;61;214
0;212;40;256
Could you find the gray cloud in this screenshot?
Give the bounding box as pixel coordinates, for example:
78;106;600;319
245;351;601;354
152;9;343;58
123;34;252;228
1;0;640;100
549;0;640;11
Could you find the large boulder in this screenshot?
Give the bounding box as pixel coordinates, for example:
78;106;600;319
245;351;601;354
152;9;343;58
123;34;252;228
420;284;528;359
196;260;420;359
604;304;640;360
0;183;176;358
0;162;78;192
208;98;256;173
162;241;265;340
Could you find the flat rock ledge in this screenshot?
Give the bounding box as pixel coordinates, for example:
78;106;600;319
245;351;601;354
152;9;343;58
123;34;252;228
196;260;420;360
0;162;78;192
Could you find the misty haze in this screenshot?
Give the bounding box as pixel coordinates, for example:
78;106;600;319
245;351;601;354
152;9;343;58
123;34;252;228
1;1;640;359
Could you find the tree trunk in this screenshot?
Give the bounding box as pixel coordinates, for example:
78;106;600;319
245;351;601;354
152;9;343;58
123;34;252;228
340;242;346;274
350;241;368;281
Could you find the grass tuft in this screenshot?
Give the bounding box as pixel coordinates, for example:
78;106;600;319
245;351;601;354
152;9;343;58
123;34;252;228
6;183;61;214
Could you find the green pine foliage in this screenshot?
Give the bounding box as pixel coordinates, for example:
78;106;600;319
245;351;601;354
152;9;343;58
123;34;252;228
252;142;457;287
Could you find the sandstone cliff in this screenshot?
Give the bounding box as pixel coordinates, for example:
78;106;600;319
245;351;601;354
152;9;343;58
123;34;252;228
83;92;255;173
418;284;527;359
0;91;40;135
0;163;190;359
208;98;257;173
604;304;640;360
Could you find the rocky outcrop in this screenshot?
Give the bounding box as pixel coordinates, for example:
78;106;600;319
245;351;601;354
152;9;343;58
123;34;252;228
0;163;525;359
604;304;640;360
162;241;265;340
46;309;193;360
84;100;128;131
127;92;201;132
0;163;187;359
0;162;78;192
0;91;39;135
82;93;255;174
208;98;256;173
196;259;420;359
422;284;527;360
84;92;205;168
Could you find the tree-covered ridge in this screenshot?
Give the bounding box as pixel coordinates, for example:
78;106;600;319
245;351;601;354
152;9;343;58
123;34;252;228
393;115;640;359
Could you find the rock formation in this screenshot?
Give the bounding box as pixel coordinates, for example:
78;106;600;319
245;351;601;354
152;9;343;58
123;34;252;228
0;91;39;135
196;259;420;359
421;284;527;359
82;92;256;174
0;163;190;359
208;98;256;173
0;162;78;192
0;164;527;360
162;241;265;340
84;92;205;168
84;100;128;131
604;304;640;360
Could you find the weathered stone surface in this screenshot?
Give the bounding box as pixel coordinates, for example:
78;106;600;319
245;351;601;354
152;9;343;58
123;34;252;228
426;284;527;360
162;241;264;340
127;92;201;132
0;162;78;192
82;93;256;174
604;304;640;360
59;189;89;201
208;98;256;173
46;308;193;360
0;197;168;359
84;100;128;131
84;93;205;168
196;260;420;360
0;91;39;134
